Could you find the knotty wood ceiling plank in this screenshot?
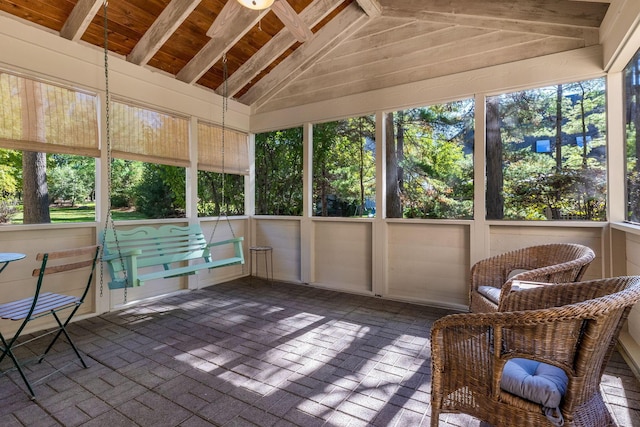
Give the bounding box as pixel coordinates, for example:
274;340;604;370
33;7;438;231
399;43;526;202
338;20;456;58
286;27;509;91
380;0;608;28
264;37;585;111
383;9;600;41
0;0;75;32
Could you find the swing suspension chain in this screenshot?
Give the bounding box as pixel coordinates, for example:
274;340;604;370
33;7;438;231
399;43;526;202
100;0;129;301
221;53;227;217
210;53;235;243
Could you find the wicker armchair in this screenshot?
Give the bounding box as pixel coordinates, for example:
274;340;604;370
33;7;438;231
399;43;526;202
469;243;595;313
431;276;640;427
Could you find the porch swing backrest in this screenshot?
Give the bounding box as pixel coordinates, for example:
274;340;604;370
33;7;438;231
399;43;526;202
102;224;244;289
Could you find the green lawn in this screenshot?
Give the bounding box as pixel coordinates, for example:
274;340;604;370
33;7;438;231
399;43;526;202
10;203;147;224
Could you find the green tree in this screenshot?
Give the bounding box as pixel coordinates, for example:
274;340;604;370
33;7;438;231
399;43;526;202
48;154;95;205
48;165;89;206
391;102;474;219
496;78;607;220
313;116;375;217
255;127;303;215
110;159;144;208
135;163;185;218
626;50;640;221
0;149;21;198
198;171;244;216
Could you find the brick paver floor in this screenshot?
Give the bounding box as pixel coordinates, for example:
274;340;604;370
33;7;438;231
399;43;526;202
1;278;639;426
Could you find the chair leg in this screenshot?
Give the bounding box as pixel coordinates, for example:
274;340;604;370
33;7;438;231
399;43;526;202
39;310;87;368
0;333;36;398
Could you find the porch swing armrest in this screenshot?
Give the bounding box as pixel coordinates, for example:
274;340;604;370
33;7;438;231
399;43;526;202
102;248;143;261
206;236;244;248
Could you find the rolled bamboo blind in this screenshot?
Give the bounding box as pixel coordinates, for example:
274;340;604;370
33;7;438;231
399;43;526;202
110;100;190;167
197;120;249;175
0;72;99;157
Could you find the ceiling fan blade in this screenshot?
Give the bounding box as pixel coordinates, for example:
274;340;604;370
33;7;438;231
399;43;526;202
271;0;313;43
207;0;245;38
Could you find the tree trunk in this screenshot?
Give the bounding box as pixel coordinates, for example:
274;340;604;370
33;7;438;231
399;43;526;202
396;111;405;193
20;80;50;224
555;85;563;172
579;83;588;168
385;112;402;218
358;120;365;217
22;151;50;223
486;97;504;219
632;58;640;221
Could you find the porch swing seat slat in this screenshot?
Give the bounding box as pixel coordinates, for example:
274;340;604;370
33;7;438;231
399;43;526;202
102;224;244;290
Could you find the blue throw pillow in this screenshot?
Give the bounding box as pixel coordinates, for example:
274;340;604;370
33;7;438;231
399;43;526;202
501;358;569;426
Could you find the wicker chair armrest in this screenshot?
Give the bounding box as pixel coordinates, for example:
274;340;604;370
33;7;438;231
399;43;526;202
500;276;632;312
508;254;593;284
470;245;595;295
470;252;516;291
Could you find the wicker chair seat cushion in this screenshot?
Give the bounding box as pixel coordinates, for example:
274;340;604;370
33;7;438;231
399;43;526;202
501;358;569;426
477;286;502;304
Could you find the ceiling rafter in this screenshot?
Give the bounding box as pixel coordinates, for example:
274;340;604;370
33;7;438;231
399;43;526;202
59;0;102;41
176;2;268;84
271;0;314;42
218;0;344;97
355;0;382;17
243;1;370;109
128;0;202;66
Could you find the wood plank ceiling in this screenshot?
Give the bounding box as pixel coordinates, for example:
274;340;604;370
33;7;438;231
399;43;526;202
0;0;610;113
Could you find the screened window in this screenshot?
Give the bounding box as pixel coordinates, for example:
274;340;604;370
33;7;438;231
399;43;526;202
625;48;640;223
0;72;98;224
255;127;303;216
387;100;474;219
196;121;247;216
313;116;375;217
108;100;189;219
486;78;607;221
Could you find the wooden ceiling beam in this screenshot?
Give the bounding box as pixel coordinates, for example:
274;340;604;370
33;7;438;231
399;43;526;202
128;0;202;66
271;0;313;43
176;1;268;84
380;0;608;28
59;0;102;41
242;2;370;109
383;9;600;42
220;0;344;97
356;0;382;17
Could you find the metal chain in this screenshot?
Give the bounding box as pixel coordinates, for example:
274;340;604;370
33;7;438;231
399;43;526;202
210;53;236;244
100;0;129;302
221;53;227;217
